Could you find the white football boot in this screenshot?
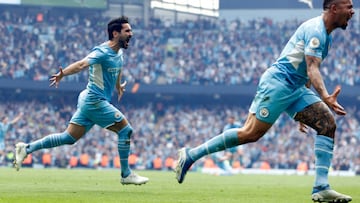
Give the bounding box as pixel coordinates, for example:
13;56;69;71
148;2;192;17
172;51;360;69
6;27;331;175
120;172;149;185
13;142;28;171
312;189;352;203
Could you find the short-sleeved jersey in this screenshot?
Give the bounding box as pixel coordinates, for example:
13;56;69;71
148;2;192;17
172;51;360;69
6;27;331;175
85;42;123;101
0;122;10;141
271;16;332;88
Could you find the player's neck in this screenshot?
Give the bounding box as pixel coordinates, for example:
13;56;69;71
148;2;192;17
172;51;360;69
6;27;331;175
322;13;335;34
107;40;121;53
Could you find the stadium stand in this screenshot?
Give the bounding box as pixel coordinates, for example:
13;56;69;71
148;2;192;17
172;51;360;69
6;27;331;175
0;6;359;86
1;98;359;174
0;3;359;176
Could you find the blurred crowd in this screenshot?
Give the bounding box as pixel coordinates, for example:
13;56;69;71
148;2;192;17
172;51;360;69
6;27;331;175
0;7;360;86
1;100;359;174
0;6;359;174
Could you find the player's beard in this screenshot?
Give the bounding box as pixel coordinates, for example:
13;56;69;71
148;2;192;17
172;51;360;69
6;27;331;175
119;40;126;49
341;16;353;30
340;20;350;30
119;38;130;49
342;19;349;29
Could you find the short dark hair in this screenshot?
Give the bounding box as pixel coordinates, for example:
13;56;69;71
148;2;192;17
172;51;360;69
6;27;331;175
323;0;341;10
107;16;129;40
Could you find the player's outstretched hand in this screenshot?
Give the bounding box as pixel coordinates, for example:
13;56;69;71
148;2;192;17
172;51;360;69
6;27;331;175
118;80;127;101
49;67;64;88
323;85;346;116
298;122;308;133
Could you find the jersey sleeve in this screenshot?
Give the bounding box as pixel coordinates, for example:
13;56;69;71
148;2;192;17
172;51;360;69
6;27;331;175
303;30;325;59
2;123;10;132
85;47;106;66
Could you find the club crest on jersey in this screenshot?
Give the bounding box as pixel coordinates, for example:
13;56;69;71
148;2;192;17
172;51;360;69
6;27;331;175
260;108;269;118
309;37;320;48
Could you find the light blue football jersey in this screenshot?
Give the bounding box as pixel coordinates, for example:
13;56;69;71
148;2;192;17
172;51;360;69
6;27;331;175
0;122;10;149
85;42;123;101
0;122;10;140
272;16;332;87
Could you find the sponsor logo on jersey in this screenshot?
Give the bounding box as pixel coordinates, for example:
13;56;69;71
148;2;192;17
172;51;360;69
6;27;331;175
108;67;121;72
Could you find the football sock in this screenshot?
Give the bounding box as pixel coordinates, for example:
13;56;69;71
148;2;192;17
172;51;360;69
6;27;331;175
26;132;76;154
188;128;240;161
312;135;333;193
118;124;133;178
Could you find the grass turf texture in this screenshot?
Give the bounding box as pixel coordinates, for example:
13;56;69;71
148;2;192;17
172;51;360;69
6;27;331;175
0;168;359;203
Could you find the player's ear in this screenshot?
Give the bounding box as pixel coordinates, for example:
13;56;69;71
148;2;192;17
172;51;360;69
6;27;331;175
329;2;339;13
112;30;120;39
112;30;118;38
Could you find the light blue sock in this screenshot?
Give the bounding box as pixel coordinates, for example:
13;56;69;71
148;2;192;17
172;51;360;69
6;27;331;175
189;128;240;162
312;135;333;193
118;124;133;178
26;132;76;154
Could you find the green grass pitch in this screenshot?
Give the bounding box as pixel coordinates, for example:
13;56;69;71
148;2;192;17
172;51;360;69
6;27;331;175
0;168;359;203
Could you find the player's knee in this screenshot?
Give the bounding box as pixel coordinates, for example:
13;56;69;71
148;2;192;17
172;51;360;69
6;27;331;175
118;124;133;139
240;130;263;143
313;113;336;136
317;121;336;137
64;132;77;145
246;134;262;143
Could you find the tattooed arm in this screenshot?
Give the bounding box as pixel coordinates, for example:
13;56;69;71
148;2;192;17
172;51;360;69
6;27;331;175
306;55;346;116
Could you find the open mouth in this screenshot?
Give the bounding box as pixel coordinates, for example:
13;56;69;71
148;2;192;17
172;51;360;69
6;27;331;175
125;38;130;46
